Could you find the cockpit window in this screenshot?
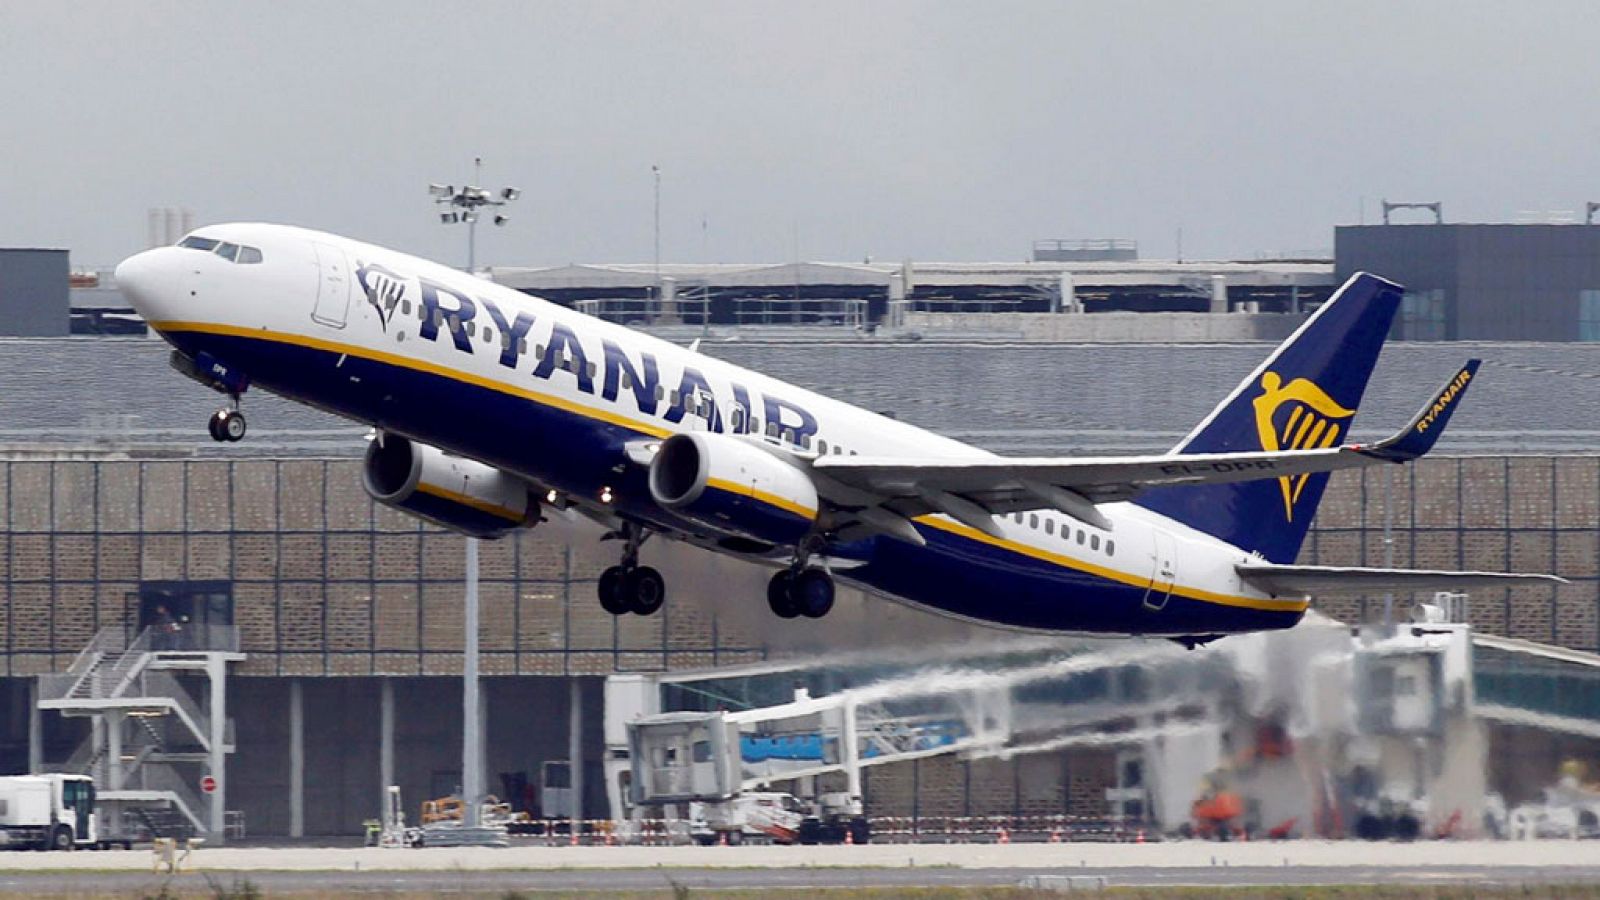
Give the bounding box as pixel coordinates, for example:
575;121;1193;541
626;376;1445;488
177;235;264;264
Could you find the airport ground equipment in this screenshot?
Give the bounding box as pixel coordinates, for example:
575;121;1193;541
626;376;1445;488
37;624;243;844
0;774;99;850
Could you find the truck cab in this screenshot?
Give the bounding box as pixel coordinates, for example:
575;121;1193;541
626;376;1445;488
0;775;98;850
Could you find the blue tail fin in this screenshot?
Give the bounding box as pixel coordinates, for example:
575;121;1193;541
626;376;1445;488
1135;272;1404;563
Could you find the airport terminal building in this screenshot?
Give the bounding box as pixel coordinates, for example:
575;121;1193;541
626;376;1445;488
5;219;1600;840
0;334;1598;839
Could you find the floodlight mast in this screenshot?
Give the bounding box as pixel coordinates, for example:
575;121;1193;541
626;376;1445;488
432;156;519;272
427;157;519;834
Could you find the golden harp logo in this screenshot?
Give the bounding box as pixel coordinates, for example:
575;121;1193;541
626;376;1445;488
1252;372;1356;521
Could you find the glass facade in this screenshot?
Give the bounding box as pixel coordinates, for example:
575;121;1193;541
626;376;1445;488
1581;290;1600;341
0;454;1595;676
0;458;766;677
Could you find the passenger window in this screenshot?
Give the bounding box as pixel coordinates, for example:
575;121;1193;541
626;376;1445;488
484;326;495;343
1106;540;1116;556
518;338;528;353
800;434;812;450
817;439;828;454
1076;530;1086;545
237;246;263;264
1044;519;1054;535
402;300;412;316
1090;534;1100;551
535;344;545;360
654;385;665;402
749;418;760;433
730;408;744;430
621;372;633;390
586;362;597;378
1013;512;1023;523
766;421;779;438
1029;514;1039;529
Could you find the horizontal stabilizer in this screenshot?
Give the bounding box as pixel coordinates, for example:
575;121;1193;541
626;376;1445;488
1237;561;1566;596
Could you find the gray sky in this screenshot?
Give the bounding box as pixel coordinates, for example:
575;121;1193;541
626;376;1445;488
4;1;1599;268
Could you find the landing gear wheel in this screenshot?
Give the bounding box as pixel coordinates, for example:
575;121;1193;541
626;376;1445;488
624;566;666;616
598;566;629;615
210;408;246;442
792;569;835;618
767;571;800;619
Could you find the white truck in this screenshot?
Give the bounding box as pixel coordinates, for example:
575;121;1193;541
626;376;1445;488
0;775;99;851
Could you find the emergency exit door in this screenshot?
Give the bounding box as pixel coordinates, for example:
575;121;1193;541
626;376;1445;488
1144;530;1177;611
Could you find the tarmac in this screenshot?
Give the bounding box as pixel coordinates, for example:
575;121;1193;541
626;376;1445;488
0;840;1597;893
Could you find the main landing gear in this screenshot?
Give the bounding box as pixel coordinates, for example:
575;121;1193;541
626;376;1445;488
207;402;247;443
598;524;665;617
767;543;835;619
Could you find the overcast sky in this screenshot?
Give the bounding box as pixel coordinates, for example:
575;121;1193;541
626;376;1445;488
4;1;1599;268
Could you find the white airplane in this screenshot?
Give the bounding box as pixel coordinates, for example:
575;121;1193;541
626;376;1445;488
114;224;1560;644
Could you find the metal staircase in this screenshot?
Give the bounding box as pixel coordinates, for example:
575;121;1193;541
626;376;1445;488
38;625;243;843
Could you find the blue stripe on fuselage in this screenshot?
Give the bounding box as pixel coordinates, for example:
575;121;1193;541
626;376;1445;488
160;326;1303;637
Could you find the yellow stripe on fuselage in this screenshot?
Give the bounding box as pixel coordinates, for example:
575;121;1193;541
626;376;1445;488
913;516;1309;614
415;482;526;523
154;319;1304;616
150;320;674;440
705;476;817;520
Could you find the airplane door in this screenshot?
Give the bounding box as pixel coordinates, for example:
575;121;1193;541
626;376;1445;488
310;242;352;328
1144;530;1177;611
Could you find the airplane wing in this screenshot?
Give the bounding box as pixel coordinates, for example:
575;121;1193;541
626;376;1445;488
1235;562;1565;595
811;361;1479;538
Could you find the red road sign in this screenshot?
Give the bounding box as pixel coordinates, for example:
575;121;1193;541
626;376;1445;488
200;776;217;794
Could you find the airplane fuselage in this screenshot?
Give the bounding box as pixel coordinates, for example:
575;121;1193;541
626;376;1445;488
117;224;1304;637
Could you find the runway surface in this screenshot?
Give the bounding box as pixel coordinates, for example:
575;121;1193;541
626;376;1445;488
0;841;1596;893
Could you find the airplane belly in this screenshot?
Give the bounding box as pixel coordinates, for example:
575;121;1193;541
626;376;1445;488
846;526;1302;637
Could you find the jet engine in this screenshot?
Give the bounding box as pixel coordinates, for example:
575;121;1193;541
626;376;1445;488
363;436;540;539
648;432;820;547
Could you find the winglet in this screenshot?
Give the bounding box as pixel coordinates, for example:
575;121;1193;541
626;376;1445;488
1356;359;1480;462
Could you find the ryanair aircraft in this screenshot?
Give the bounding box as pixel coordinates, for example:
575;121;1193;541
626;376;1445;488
114;225;1559;644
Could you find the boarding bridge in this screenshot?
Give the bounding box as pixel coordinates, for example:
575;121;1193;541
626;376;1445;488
37;623;243;843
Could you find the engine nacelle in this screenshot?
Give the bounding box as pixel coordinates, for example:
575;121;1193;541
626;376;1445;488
648;432;820;546
363;436;539;539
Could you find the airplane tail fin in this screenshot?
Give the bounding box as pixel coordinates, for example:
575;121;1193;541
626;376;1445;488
1134;272;1404;563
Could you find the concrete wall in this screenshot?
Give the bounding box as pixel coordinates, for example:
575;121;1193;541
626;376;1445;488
0;250;69;337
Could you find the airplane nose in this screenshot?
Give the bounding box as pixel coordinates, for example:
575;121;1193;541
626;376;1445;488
114;248;177;323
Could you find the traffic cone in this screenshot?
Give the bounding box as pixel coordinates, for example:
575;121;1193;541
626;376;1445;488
997;826;1010;845
718;831;728;847
844;828;854;846
570;825;580;846
1135;828;1145;844
1049;827;1061;844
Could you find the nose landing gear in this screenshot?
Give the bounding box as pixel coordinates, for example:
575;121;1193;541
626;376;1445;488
207;405;247;443
598;523;665;616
